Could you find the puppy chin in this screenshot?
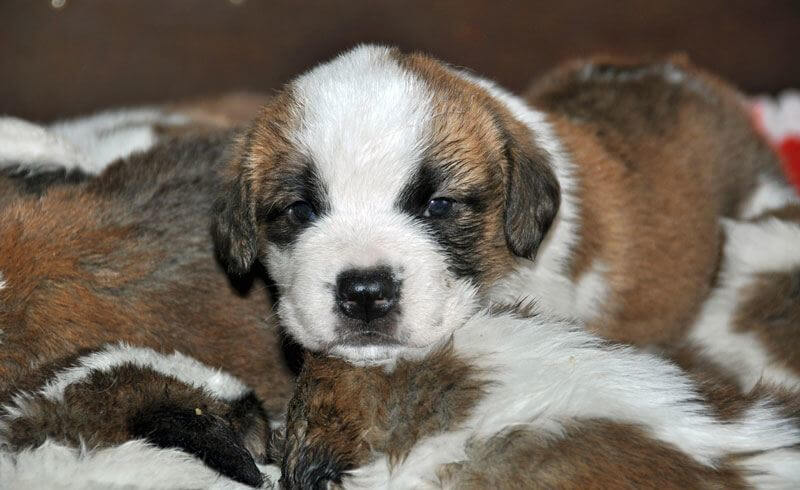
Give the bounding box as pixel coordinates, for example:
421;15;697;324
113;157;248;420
329;344;429;367
330;278;482;366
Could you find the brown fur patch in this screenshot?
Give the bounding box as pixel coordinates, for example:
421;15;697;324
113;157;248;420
211;90;313;274
236;90;301;203
400;52;560;284
0;134;294;416
733;269;800;376
280;344;488;488
661;343;800;429
661;344;751;420
400;54;512;284
526;55;779;344
0;176;25;210
4;364;234;450
438;419;747;489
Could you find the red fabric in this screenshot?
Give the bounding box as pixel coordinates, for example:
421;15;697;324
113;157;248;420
778;137;800;194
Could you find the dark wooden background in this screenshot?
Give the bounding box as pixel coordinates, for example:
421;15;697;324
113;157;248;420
2;0;799;122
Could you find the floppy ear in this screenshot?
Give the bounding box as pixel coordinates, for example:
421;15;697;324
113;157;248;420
502;129;561;260
212;165;259;277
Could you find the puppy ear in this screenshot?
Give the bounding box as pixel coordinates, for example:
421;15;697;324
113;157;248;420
502;128;561;260
212;166;259;277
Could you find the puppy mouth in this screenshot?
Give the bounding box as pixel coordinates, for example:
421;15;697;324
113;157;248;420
335;330;402;347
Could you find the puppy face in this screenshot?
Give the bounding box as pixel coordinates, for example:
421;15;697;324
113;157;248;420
214;46;560;363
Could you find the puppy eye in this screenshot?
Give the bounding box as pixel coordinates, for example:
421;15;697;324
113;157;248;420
423;197;454;219
287;201;317;224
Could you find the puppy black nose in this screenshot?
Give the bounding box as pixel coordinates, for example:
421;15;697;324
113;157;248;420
336;267;399;323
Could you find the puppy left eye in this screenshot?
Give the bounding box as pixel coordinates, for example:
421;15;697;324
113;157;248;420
423;197;454;218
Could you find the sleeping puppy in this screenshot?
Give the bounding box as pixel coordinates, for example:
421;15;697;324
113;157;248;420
213;45;781;364
0;132;296;486
0;132;294;419
279;303;800;489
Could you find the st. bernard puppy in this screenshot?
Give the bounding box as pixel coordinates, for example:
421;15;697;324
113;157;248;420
0;132;294;427
1;131;299;487
279;303;800;489
214;45;785;363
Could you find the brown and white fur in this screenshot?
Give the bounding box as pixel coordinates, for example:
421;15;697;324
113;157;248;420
1;438;277;490
0;130;295;487
677;195;800;394
0;92;269;176
280;179;800;488
213;45;780;365
0;132;293;414
280;302;800;489
0;344;279;488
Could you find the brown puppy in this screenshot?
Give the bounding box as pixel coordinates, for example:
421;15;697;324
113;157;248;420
519;55;789;342
0;132;294;417
213;46;782;366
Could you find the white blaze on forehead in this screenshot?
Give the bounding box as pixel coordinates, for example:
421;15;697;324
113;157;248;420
291;45;434;210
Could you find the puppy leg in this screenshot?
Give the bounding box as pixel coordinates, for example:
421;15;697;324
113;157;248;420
280;346;488;489
129;400;264;487
280;354;389;490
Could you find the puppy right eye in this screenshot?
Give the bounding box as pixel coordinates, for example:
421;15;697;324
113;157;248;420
287;201;318;225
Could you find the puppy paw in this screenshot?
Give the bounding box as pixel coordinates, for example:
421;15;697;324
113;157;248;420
279;354;386;489
280;435;348;490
